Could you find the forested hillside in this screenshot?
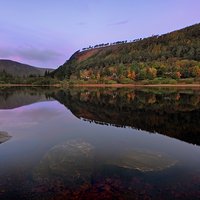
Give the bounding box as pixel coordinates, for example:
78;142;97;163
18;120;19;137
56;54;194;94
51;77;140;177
0;60;54;84
52;23;200;84
0;60;53;77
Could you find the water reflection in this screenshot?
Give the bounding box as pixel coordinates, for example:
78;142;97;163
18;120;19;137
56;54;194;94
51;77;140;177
0;87;200;145
52;88;200;146
0;87;199;200
0;87;52;109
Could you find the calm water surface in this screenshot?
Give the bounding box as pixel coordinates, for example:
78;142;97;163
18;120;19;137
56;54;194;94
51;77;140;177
0;87;200;200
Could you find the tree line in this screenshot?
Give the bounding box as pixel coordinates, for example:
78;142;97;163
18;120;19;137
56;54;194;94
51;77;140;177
49;23;200;84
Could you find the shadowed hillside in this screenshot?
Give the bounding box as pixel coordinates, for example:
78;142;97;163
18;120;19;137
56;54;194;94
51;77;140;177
0;59;53;77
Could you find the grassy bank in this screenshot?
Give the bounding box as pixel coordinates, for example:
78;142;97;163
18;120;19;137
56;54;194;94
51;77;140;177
0;78;200;88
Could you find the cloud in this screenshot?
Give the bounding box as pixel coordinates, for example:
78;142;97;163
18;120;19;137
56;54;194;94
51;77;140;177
77;22;87;26
0;101;63;129
0;45;64;63
0;24;67;67
0;48;13;57
17;46;64;62
108;20;129;26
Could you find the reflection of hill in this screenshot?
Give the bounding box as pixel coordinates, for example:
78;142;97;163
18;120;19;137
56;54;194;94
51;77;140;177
0;87;54;109
53;88;200;146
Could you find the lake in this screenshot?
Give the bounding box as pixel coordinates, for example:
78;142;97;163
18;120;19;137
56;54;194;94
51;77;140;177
0;87;200;200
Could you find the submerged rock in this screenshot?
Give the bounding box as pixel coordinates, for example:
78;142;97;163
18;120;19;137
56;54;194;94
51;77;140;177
33;139;94;187
107;149;177;172
0;131;11;144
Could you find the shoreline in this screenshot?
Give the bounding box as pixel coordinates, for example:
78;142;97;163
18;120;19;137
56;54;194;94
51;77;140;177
0;83;200;88
0;84;61;87
73;83;200;88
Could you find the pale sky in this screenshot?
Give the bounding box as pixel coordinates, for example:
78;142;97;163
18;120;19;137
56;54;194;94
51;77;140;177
0;0;199;68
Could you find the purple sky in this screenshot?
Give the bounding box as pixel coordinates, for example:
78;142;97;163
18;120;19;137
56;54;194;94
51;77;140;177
0;0;200;69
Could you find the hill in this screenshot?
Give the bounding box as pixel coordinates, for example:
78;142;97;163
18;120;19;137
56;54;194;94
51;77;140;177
0;59;53;77
52;23;200;83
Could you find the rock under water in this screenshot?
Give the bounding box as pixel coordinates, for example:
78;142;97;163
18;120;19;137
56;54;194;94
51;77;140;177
33;139;94;187
0;131;11;144
107;149;177;172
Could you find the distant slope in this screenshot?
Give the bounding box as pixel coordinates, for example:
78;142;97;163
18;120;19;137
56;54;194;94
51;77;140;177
52;23;200;81
0;59;53;77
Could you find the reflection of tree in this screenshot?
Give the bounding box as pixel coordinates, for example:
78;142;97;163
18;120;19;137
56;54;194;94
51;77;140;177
52;88;200;146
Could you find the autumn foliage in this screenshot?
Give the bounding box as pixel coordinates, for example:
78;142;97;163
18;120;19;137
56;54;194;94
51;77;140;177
52;23;200;83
